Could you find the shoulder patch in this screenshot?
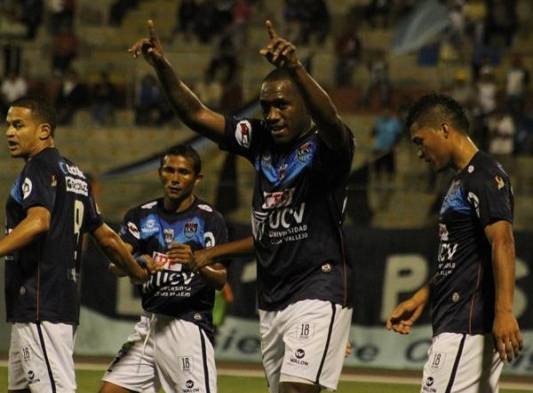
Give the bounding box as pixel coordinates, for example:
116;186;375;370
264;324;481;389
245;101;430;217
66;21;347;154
22;178;32;200
235;120;252;148
141;201;158;209
198;204;213;212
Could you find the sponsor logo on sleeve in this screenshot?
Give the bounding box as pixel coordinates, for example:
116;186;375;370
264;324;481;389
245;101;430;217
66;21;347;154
204;231;215;248
235;120;252;148
22;178;32;199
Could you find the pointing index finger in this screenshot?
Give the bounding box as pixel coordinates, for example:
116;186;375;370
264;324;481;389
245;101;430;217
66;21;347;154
265;20;277;39
148;19;157;40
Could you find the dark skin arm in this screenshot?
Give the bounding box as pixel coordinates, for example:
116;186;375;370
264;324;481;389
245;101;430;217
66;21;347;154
92;224;149;283
187;236;255;271
259;20;352;151
129;20;225;143
167;243;227;290
485;220;523;362
0;206;50;256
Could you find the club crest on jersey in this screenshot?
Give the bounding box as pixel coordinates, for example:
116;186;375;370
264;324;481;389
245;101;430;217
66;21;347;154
184;221;198;238
235;120;252;148
296;142;313;163
22;178;32;199
164;228;174;244
495;176;505;190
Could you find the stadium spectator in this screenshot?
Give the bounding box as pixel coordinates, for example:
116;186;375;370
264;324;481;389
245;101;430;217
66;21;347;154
3;96;148;392
487;109;515;163
21;0;44;39
47;0;75;34
1;70;28;106
91;70;117;126
299;0;330;45
387;93;522;392
130;19;355;393
505;54;529;120
135;73;162;126
51;25;79;74
206;24;239;85
449;68;473;110
475;66;497;116
361;49;391;108
483;0;517;47
172;0;197;41
99;145;227;393
334;25;362;87
109;0;138;26
371;107;403;182
366;0;392;28
55;68;89;125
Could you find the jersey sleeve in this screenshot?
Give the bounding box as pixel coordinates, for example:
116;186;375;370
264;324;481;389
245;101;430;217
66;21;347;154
219;116;266;162
465;170;514;228
119;208;142;253
203;210;228;249
315;124;355;182
83;192;103;233
20;159;57;212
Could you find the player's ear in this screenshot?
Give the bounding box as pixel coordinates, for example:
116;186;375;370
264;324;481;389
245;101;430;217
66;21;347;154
38;122;53;140
194;174;203;186
441;123;450;139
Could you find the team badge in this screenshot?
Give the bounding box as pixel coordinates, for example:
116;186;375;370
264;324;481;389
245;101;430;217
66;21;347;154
235;120;252;148
164;228;174;244
184;221;198;238
296;142;313;162
495;176;505;190
127;222;140;239
22;178;32;199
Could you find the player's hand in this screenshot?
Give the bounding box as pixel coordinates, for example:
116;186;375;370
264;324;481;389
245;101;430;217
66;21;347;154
191;248;216;272
345;341;352;358
259;20;301;69
386;298;425;334
493;311;523;362
167;242;195;270
128;19;167;67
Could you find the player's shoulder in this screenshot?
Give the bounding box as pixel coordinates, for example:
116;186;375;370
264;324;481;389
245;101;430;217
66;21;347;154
194;198;224;220
25;147;61;172
131;198;162;214
228;116;270;149
464;151;509;186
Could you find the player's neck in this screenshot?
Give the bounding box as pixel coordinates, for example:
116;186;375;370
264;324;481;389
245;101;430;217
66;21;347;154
163;194;195;213
26;141;55;161
451;135;478;172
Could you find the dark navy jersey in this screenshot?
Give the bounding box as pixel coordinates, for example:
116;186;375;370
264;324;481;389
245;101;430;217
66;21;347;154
221;116;354;311
5;148;102;324
431;151;513;336
119;197;227;341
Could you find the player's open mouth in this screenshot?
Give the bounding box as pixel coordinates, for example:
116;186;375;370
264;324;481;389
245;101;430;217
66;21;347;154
271;126;286;136
168;186;181;193
7;141;18;150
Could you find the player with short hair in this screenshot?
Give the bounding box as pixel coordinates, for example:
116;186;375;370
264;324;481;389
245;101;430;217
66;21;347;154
386;93;523;393
130;19;354;393
99;144;228;393
3;96;148;393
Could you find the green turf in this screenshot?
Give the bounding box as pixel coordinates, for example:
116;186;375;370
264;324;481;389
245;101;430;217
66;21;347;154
1;367;530;392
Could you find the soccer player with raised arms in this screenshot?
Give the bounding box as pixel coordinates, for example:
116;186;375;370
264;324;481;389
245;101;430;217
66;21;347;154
130;19;354;393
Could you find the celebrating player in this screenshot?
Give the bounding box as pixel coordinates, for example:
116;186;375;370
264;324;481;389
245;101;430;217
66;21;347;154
3;96;148;393
386;94;523;392
130;19;354;393
99;145;227;393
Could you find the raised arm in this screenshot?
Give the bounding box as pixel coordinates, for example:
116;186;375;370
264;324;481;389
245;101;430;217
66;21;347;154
485;220;523;362
92;223;149;283
129;20;226;142
259;20;351;151
0;206;50;257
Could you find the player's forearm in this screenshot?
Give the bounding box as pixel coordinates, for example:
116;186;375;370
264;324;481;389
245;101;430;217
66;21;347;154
0;212;49;257
98;232;148;282
411;285;430;307
108;262;128;277
492;238;516;314
153;62;223;141
205;236;254;261
198;265;227;290
288;63;348;149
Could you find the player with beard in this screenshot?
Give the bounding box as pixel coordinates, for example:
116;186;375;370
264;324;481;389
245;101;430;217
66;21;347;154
100;145;227;393
130;19;354;393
